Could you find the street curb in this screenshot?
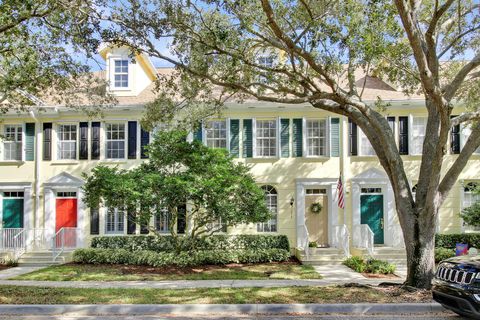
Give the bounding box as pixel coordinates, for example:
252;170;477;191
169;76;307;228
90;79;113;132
0;303;446;315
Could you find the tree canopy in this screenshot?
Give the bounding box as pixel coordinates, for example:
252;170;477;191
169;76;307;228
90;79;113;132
96;0;480;288
0;0;113;113
82;129;271;251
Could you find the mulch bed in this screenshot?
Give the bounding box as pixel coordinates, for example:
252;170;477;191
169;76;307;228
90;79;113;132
343;283;433;303
0;265;12;271
70;257;302;276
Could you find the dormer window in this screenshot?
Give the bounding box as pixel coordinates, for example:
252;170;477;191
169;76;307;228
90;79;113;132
113;60;129;88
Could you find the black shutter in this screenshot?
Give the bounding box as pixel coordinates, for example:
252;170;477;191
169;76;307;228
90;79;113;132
349;119;358;156
292;118;303;157
90;208;99;235
398;116;409;155
242;119;253;158
91;122;100;160
43;123;52;161
140;127;150;159
127;211;136;235
127;121;137;159
451;115;460;154
177;204;186;234
79;122;88;160
140;223;149;234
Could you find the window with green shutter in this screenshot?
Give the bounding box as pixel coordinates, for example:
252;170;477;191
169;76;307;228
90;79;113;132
229;119;240;157
193;122;203;142
292;118;303;157
243;119;253;158
280;119;290;157
330;118;340;157
25;123;35;161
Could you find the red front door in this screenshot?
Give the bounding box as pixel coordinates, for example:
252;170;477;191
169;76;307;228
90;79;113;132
55;198;77;248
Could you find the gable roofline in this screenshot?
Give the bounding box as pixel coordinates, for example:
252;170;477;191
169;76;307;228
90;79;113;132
98;43;158;81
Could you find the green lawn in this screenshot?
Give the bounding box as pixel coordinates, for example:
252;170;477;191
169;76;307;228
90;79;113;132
0;285;432;304
13;262;322;281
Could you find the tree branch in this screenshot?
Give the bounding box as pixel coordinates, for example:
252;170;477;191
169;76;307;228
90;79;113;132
444;52;480;101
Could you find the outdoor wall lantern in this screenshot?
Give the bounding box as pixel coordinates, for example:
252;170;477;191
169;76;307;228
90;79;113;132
289;197;295;207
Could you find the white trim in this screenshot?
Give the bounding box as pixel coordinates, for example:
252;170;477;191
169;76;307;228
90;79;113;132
296;178;339;247
226;117;231;151
104;121;128;160
252;117;257;157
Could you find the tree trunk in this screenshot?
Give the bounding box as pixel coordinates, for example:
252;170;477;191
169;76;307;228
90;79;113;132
402;206;438;289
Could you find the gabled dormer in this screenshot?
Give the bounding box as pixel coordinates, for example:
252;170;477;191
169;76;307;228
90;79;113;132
99;44;157;97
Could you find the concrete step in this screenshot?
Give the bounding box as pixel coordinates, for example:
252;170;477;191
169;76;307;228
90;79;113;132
307;248;344;255
17;262;62;267
302;260;345;266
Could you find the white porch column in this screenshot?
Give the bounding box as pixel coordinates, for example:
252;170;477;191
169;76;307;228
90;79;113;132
77;189;86;248
295;182;305;249
23;187;34;250
44;188;56;245
385;183;395;246
328;185;339;245
351;182;361;246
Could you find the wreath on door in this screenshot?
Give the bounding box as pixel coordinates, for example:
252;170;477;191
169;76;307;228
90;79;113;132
310;201;323;214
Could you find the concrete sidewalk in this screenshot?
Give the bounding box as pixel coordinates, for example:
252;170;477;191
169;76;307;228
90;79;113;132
0;303;446;316
0;267;44;280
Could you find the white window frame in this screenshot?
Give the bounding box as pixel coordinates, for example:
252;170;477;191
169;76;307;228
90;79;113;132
56;123;78;161
112;59;129;89
358;128;376;156
461;182;480;233
304;118;328;157
105;207;126;234
409;116;427;155
154;208;170;233
254;118;278;158
257;185;278;233
204;119;228;149
104;122;127;160
2;124;23;161
460;124;480;155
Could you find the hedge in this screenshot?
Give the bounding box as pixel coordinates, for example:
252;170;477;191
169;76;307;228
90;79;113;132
90;234;290;252
435;247;455;263
73;248;290;267
436;234;480;249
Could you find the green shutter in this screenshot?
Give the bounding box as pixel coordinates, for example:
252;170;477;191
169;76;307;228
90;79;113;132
243;119;253;158
230;119;240;157
330;118;340;157
25;123;35;161
194;122;202;142
292;118;303;157
280;118;290;157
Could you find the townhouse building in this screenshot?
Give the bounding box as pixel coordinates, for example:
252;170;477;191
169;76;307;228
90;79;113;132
0;46;478;264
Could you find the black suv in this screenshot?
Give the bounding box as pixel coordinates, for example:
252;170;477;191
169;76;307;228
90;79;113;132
433;255;480;318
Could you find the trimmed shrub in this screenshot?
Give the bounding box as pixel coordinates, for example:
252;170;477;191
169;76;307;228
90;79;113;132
90;234;290;252
343;256;396;274
436;234;480;249
73;248;290;267
435;247;456;263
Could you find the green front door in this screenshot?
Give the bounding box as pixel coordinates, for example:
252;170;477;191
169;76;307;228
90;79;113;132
360;194;384;244
2;198;24;228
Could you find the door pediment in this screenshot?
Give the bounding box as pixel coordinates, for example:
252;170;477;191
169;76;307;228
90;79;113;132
44;172;84;188
351;168;388;182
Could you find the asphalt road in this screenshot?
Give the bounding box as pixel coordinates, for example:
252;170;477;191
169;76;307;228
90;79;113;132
0;313;467;320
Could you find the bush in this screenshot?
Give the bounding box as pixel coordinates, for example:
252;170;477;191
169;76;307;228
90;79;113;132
435;247;456;263
90;234;290;252
436;234;480;249
343;256;396;275
73;248;291;267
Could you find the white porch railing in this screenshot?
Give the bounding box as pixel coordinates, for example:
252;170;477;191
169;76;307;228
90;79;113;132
390;224;405;248
353;224;374;257
0;228;26;259
52;227;77;262
332;224;350;257
28;228;48;251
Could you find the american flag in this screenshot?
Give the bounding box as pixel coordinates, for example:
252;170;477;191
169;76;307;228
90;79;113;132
336;175;345;209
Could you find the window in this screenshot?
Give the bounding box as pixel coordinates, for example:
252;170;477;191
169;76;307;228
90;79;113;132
113;60;129;88
412;117;427;154
256;120;277;157
3;191;24;198
154;208;170;233
257;185;277;232
106;208;125;234
463;182;480;208
258;56;274;68
57;192;77;198
361;188;382;194
306;119;327;156
359;129;375;156
205;120;227;149
3;125;22;161
57;124;77;160
105;123;126;159
306;189;327;195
